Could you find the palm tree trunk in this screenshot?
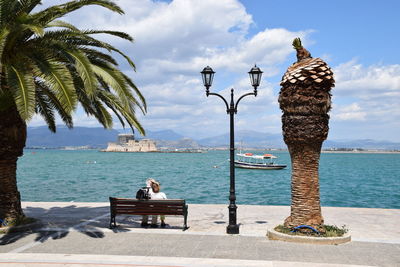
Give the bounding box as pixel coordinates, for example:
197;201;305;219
0;105;26;220
284;142;324;227
0;159;24;219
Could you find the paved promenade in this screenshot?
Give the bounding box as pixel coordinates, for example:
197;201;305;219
0;202;399;266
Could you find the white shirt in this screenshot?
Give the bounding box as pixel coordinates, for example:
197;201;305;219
151;192;167;200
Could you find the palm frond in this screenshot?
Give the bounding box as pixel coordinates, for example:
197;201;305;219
67;50;97;99
77;34;136;70
43;61;77;113
19;0;42;14
103;100;126;128
91;99;113;128
32;0;123;26
35;88;56;132
83;49;118;66
98;90;145;135
91;64;130;106
47;20;80;31
92;64;145;114
7;64;36;120
73;80;113;129
121;72;147;113
106;44;136;70
0;0;24;27
2;0;145;135
35;79;73;128
21;23;45;37
71;70;103;119
83;30;133;42
30;30;135;69
0;28;10;67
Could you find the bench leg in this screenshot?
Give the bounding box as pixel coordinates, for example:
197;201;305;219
110;215;116;229
183;204;189;231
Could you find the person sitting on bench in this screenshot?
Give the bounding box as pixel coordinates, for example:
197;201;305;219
142;181;168;228
140;178;155;227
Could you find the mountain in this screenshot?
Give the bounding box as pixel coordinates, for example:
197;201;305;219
198;131;400;150
156;138;201;149
27;126;119;148
26;126;400;150
139;129;185;141
197;130;285;148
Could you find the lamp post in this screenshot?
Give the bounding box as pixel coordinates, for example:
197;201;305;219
200;65;263;234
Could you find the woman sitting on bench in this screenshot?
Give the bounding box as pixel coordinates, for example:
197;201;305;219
141;180;168;228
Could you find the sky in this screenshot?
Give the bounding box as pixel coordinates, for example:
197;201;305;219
29;0;400;142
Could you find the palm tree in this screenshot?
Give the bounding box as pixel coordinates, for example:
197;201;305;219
278;38;334;228
0;0;146;221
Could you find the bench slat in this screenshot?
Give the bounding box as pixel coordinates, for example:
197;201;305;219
113;199;184;204
114;211;183;215
113;205;184;208
115;208;184;214
113;206;184;210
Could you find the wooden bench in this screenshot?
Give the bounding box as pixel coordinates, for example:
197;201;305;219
109;197;188;230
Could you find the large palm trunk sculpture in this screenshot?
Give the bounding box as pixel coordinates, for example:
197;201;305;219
279;38;334;228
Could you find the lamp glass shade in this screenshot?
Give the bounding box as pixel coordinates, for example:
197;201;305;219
201;66;215;88
248;65;263;88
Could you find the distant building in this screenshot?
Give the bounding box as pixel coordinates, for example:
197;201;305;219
105;134;158;152
118;134;135;144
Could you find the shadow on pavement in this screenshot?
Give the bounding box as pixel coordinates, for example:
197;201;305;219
0;205;113;245
0;204;185;246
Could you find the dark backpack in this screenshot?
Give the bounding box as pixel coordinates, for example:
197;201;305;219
136;187;150;200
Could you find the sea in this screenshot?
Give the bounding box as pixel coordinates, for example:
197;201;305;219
17;149;400;209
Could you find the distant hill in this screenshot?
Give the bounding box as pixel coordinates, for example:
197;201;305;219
197;130;285;148
27;126;119;148
198;131;400;150
156;138;201;149
138;129;185;141
26;126;400;150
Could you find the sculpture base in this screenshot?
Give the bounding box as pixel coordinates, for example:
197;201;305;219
267;228;351;245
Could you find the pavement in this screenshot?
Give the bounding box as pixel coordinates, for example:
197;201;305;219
0;202;399;267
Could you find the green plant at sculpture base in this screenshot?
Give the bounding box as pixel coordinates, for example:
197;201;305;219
274;224;348;237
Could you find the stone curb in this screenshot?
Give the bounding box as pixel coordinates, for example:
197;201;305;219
267;228;351;245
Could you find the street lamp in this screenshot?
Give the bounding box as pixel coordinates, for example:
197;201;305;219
200;65;263;234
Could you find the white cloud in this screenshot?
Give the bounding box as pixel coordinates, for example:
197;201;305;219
335;60;400;96
29;0;305;138
332;103;367;121
30;1;398;141
60;0;308;77
333;61;400;121
329;60;400;140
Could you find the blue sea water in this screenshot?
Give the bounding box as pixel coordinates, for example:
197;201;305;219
17;150;400;209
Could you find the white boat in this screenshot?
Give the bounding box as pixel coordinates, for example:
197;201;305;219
234;153;287;170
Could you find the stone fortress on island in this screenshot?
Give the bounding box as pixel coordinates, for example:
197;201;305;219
104;134;158;152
